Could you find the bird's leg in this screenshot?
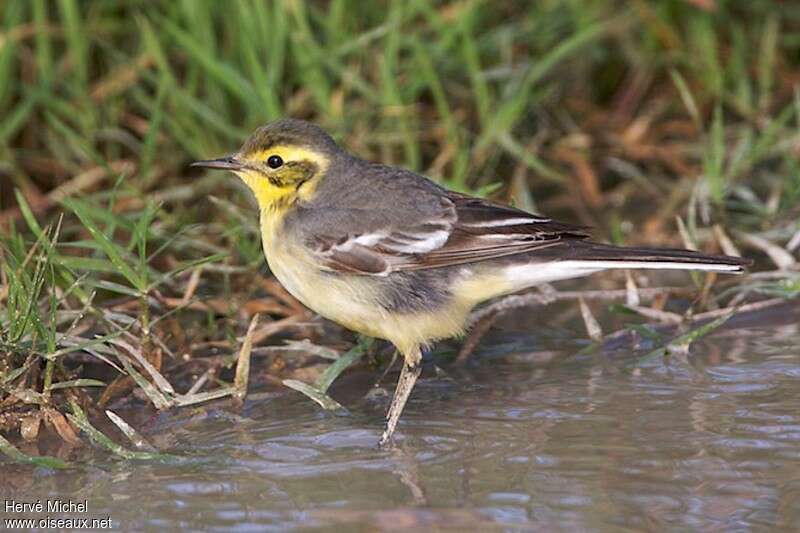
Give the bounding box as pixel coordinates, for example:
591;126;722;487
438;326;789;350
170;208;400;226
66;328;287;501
379;346;422;447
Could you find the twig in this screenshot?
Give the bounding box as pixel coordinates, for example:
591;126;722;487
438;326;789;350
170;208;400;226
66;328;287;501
179;267;203;305
106;410;157;452
625;271;640;307
579;298;604;341
456;311;500;364
185;367;215;396
249;315;307;344
603;297;791;344
713;224;742;257
690;297;790;321
626;305;684;324
740;233;796;270
110;339;174;394
233;314;259;402
467;286;686;327
787;227;800;252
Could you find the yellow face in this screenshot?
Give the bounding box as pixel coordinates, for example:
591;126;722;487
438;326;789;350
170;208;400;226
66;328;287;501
234;144;330;210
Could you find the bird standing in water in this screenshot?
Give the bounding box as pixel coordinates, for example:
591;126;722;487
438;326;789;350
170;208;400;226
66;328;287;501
193;119;749;446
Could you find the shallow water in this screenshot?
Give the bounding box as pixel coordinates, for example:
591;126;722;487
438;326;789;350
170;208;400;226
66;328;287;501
5;299;800;531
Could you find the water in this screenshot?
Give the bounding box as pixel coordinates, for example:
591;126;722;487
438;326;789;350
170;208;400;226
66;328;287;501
5;299;800;531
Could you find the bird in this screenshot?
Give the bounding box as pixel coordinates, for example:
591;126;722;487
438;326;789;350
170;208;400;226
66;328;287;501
192;118;750;446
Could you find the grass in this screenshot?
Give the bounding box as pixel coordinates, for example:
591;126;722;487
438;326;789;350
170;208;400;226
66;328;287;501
0;0;799;462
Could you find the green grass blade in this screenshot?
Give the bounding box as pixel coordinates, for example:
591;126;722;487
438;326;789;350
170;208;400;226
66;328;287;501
0;433;70;469
64;199;146;292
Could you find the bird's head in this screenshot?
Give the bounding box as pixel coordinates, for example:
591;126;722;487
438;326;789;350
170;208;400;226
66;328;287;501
193;119;337;210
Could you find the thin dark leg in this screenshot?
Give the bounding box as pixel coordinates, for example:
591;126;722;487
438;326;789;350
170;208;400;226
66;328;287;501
379;347;422;446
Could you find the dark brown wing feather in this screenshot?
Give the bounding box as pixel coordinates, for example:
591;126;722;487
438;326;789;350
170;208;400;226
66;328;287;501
309;192;591;275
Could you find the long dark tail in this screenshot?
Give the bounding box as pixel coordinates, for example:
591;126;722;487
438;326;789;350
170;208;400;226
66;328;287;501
502;240;750;294
559;241;751;273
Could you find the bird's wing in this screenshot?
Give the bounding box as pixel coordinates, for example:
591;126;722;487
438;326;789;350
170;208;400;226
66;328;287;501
303;190;590;276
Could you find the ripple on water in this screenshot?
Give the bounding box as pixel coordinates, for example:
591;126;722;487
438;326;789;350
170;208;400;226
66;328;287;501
253;441;321;462
18;308;800;531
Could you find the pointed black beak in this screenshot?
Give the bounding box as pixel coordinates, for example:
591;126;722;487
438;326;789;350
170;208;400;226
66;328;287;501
190;156;244;171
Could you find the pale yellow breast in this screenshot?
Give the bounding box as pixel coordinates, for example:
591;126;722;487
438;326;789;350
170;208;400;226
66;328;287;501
261;214;385;335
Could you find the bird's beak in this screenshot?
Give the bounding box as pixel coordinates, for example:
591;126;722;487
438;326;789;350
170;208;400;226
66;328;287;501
191;156;244;171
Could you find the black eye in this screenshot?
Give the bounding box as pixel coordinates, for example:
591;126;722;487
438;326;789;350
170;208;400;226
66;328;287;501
266;155;283;169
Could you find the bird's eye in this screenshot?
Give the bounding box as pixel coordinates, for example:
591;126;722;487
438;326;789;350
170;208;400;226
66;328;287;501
266;155;283;169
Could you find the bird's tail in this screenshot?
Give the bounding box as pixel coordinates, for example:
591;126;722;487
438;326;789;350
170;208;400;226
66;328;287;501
555;242;751;273
502;241;751;290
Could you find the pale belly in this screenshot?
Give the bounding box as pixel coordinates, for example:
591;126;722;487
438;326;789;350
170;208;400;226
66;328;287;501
265;240;381;332
262;237;488;353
